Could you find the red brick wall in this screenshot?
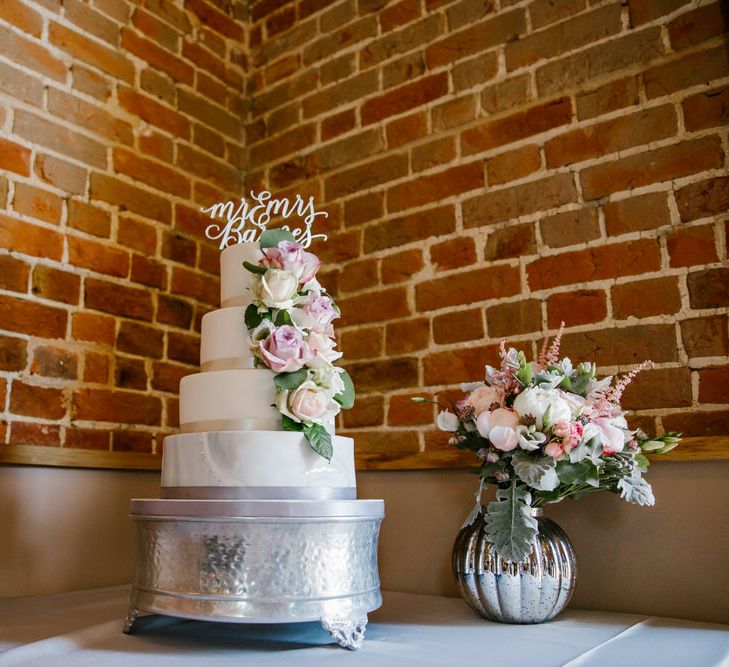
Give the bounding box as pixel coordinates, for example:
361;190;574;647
246;0;729;467
0;0;246;455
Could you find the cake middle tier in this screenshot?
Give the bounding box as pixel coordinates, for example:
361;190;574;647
200;306;254;371
180;368;282;432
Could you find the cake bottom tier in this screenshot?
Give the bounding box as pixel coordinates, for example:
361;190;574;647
162;431;356;500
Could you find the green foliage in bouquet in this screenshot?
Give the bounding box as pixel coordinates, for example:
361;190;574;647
415;324;681;562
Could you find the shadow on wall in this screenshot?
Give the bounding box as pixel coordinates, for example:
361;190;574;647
0;465;160;598
358;462;729;625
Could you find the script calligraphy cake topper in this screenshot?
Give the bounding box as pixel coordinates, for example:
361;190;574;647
201;191;329;249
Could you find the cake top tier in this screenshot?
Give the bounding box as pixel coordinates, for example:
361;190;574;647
220;242;263;308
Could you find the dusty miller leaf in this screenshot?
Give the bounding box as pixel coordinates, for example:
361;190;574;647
484;482;538;562
617;475;655;506
512;451;560;491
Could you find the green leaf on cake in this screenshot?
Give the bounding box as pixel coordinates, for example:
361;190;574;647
333;369;355;409
274;309;293;326
243;260;267;274
304;423;333;462
281;414;304;432
244;304;262;329
483;481;538;562
259;228;296;248
274;369;307;390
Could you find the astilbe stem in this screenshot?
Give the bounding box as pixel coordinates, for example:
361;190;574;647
544;321;565;366
609;360;652;404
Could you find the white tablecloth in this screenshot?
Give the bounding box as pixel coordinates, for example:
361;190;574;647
1;586;728;666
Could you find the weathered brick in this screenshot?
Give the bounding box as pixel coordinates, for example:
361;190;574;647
527;239;661;291
545;105;677;168
387;162;484;213
72;311;115;345
338;287;410;326
0;23;66;81
462;97;572;156
644;44;728;100
0;255;29;293
48;88;133;145
628;0;689;26
11;422;62;446
530;0;585;30
0;334;27;371
484;222;536;260
385;111;429;148
118;321;164;358
621;367;692;410
362;73;448;125
90;173;172;224
432;95;477;131
488;144;541;185
683;85;729;133
463;173;577;228
73;388;161;425
416;264;521;312
668;2;725;51
35;154;87;195
576;76;640;121
430;237;477;272
345;357;419;391
424;344;501;385
0;137;31;176
11;380;66;419
540;208;600;248
381;248;424;284
341;394;385;428
481;74;531;114
0;0;43;37
84;351;110;383
547;290;607;328
612;276;682;319
387;392;433;426
31;265;80;305
68;236;130;278
344;192;384;227
340;325;384;360
699;365;729;404
603;192;671;236
0;215;64;260
112;430;155;453
364;205;456;253
667;224;718;268
113;148;190;198
487;299;541;337
118;86;190;138
170;266;219;305
361;14;440;69
411;136;456;173
432;308;484;345
339;258;378;293
72;64;112;100
386;317;430;354
12;183;62;224
681;315;728;359
581;136;724;200
117;216;157;254
85;278;154;321
31;345;78;380
114;355;147;390
157;295;194;329
561;323;678;366
662;410;729;437
675;176;729;223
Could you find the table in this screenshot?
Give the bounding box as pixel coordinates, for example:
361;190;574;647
1;586;728;666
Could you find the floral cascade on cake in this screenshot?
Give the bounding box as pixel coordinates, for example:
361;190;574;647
242;229;354;461
420;324;681;562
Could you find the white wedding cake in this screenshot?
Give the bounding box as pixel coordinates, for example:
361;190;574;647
161;239;357;500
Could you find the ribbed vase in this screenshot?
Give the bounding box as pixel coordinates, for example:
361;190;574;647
452;509;576;624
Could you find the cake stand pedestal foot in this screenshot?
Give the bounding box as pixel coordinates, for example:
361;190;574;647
123;589;140;635
320;616;368;650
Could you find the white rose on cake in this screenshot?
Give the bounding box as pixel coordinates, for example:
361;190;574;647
251;268;298;310
306;331;343;368
276;380;341;426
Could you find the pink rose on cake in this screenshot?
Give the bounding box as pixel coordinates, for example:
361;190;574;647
258;325;313;372
263;241;321;284
251;268;298;310
275;380;340;426
291;291;339;335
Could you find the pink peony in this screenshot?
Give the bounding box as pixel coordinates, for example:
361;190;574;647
466;385;504;415
258;325;313;372
552;421;584;439
476;408;520;452
263;241;321;283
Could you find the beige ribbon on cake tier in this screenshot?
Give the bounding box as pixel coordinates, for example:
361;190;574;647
180;418;283;433
200;358;256;372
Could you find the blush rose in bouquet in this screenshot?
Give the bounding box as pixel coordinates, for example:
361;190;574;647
243;229;355;461
417;325;680;562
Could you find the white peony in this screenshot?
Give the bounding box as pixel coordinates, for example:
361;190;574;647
251;269;298;309
275;380;340;426
512;386;572;431
437;410;459;432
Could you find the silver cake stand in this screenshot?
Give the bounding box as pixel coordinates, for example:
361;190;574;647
123;498;384;650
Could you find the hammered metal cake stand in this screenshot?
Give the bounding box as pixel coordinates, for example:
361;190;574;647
123;499;384;650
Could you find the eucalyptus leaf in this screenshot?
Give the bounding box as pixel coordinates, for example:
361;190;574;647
281;414;304;432
243;260;267;274
617;475;655;506
512;451;559;491
274;369;307;390
333;369;355;409
260;228;296;248
484;482;538;562
244;304;262;329
304;423;333;462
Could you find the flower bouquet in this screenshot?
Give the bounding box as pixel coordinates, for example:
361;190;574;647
243;229;354;461
420;326;680;563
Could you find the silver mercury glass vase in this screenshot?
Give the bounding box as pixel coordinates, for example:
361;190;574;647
452;508;576;624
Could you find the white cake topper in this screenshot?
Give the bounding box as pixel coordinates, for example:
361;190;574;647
201;191;329;249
